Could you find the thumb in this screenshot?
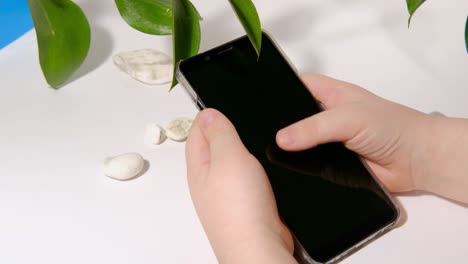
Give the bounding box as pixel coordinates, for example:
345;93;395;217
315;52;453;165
276;106;365;151
198;108;249;163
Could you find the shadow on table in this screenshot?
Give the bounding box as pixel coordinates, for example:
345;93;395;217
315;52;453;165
60;0;114;87
64;24;113;87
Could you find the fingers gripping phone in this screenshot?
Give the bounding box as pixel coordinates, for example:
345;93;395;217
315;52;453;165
176;32;399;263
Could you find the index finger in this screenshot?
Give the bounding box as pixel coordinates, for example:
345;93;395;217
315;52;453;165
300;74;372;109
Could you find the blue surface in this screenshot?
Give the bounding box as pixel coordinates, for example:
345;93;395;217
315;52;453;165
0;0;34;48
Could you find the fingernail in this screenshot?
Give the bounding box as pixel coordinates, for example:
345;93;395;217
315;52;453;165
277;129;294;146
200;109;217;129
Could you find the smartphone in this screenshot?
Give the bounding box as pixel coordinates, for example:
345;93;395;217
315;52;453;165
176;32;399;263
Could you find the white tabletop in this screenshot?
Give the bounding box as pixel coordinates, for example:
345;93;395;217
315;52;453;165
1;0;467;263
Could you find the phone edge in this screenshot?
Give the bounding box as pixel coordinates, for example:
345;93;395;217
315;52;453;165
176;61;205;110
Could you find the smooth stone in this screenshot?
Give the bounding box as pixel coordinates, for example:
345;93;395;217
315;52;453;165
104;152;145;180
113;49;173;85
165;117;193;142
146;123;167;145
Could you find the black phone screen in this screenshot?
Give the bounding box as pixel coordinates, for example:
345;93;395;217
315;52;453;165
178;33;398;263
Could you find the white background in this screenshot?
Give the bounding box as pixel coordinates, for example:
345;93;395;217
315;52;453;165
1;0;467;263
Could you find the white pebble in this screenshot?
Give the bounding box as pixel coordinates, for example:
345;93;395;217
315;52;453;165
113;49;173;85
103;153;145;180
165;117;193;142
146;123;167;145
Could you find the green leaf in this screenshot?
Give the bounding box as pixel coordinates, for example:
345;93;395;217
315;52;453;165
171;0;201;89
115;0;173;35
28;0;90;88
465;16;468;53
406;0;426;27
228;0;262;56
